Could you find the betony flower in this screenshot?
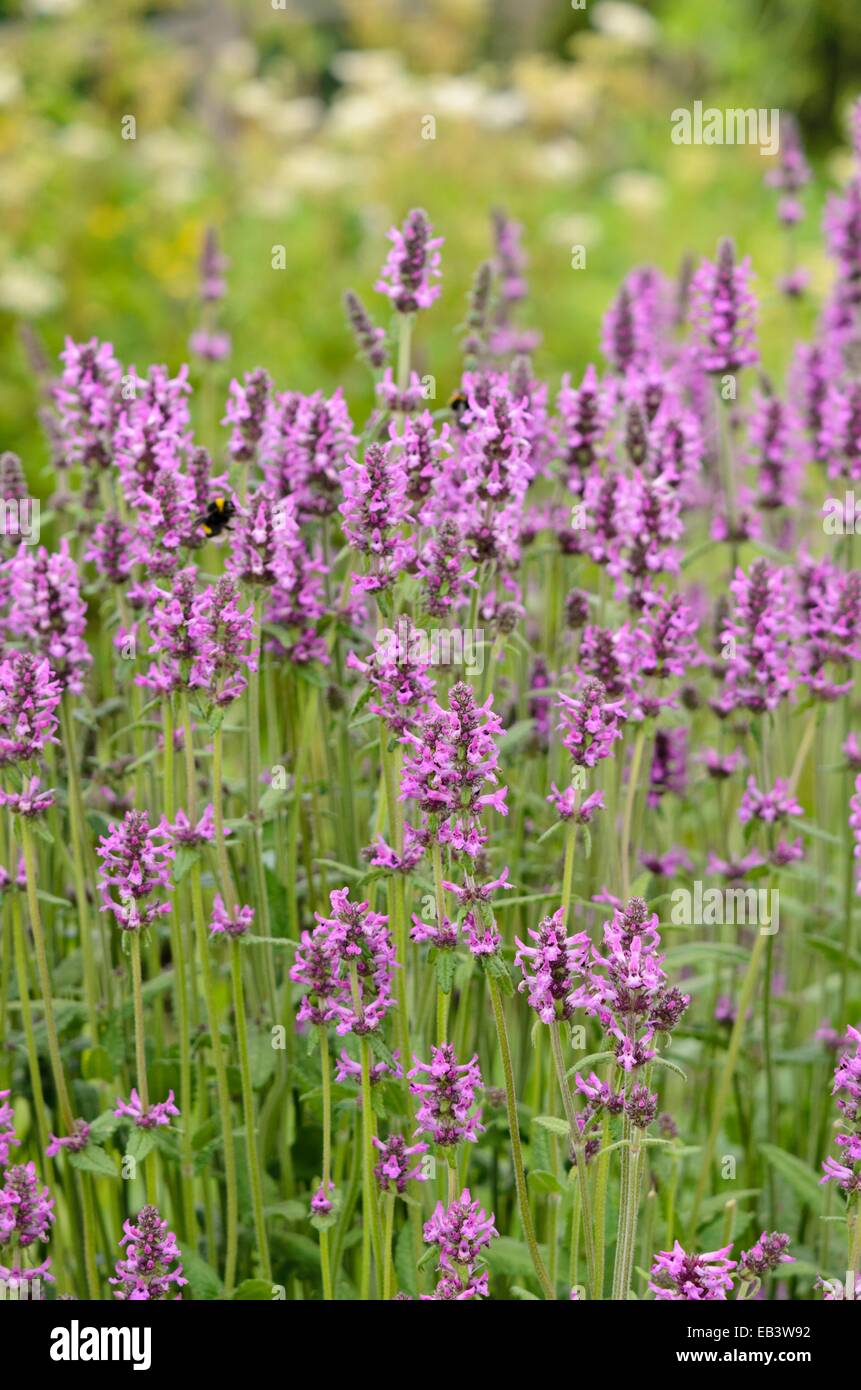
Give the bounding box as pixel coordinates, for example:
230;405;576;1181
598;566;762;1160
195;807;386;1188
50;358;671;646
0;651;61;767
649;1242;736;1300
0;1161;55;1247
738;1231;795;1280
46;1119;90;1159
0;1090;20;1167
309;888;396;1036
689;238;758;375
421;1188;497;1300
114;1089;180;1129
557;678;626;768
208;894;254;939
97;809;174;933
187;576;257;707
110;1204;187;1300
514;908;590;1024
375;208;443;314
372;1135;430;1193
6;540;91;694
409;1044;484;1147
738;776;802;825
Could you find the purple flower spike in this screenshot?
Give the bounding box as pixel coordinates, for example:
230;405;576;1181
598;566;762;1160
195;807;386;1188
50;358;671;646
0;1161;55;1246
97;810;174;933
738;1231;794;1280
557;677;626;768
308;887;396;1036
514;908;590;1024
409;1044;484;1147
821;1024;861;1192
208;893;254;939
649;1242;736;1300
0;652;61;767
372;1134;429;1192
110;1205;187;1300
114;1089;180;1130
690;238;758;375
421;1188;498;1301
0;1090;20;1167
375;208;443;314
46;1119;90;1159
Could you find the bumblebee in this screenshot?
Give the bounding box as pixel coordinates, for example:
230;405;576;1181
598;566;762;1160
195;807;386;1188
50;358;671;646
198;496;236;539
448;389;470;429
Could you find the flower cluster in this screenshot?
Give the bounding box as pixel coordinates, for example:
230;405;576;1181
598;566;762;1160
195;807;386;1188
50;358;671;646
110;1205;187;1300
420;1189;497;1300
409;1044;484;1148
821;1024;861;1193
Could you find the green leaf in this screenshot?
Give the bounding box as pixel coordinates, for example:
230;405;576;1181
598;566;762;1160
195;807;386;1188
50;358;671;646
234;1279;278;1300
173;843;202;883
125;1129;157;1163
368;1030;397;1071
650;1055;688;1082
182;1251;222;1300
759;1144;823;1210
565;1049;615;1078
81;1046;116;1082
88;1110;121;1142
434;949;457;995
527;1168;564;1195
533;1115;570;1138
68;1146;119;1179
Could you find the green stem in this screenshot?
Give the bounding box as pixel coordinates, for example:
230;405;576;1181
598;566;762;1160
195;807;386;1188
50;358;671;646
191;864;238;1292
550;1020;597;1298
487;976;555;1299
230;938;272;1280
688;931;768;1238
360;1036;384;1297
621;727;646;901
320;1028;334;1301
60;698;101;1040
20;819;73;1132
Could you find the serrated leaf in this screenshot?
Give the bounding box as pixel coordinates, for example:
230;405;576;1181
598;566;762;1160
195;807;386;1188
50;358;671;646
434;950;457;995
124;1129;157;1163
534;1115;570;1138
68;1146;119;1179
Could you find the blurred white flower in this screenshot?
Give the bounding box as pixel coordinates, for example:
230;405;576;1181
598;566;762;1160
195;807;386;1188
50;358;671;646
607;170;666;214
25;0;82;14
330;50;405;88
424;77;488;121
543;212;603;248
0;262;63;316
479;91;527;131
278;148;356;193
56;123;112;160
527;138;588;182
592;2;660;47
216;39;258;81
265;98;324;140
0;63;22;105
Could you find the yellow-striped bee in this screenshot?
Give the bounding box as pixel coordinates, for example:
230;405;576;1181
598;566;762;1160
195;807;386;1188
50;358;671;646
448;389;470;428
198;496;236;538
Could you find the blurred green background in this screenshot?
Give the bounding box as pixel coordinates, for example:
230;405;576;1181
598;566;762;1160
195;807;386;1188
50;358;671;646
2;0;860;484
